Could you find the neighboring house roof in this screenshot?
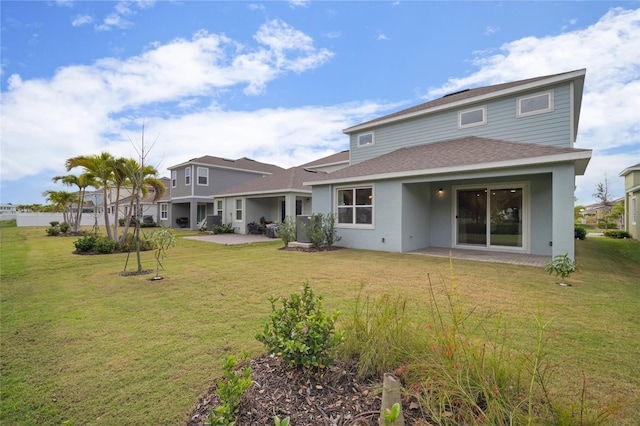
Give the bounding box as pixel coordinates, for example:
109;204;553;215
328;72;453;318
118;178;170;204
299;150;350;169
344;69;586;140
214;167;326;197
157;177;171;202
305;136;592;185
619;163;640;177
168;155;284;175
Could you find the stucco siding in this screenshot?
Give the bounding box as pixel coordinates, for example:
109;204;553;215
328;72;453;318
350;84;572;165
401;183;431;252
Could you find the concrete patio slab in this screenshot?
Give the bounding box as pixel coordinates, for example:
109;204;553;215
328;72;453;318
183;234;275;245
409;247;550;267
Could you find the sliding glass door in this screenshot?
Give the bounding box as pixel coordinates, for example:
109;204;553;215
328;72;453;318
456;185;525;250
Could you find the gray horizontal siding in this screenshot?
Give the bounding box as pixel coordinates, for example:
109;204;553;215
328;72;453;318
351;83;572;165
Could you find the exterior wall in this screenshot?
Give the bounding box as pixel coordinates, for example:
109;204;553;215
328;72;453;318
623;171;640;239
311;165;574;259
350;83;571;165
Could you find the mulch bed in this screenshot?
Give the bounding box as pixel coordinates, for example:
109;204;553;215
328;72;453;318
187;356;426;426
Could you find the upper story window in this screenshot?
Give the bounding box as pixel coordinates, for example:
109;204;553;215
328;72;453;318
185;167;191;185
171;170;177;188
337;186;373;226
517;90;554;117
197;167;209;185
458;106;486;128
357;132;374;147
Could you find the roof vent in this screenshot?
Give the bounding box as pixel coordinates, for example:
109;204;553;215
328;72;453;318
442;88;470;98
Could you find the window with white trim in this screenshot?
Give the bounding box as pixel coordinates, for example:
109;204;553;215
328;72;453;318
171;170;177;188
517;91;553;117
216;200;223;217
235;199;243;221
632;197;637;225
458;106;486;128
357;132;374;147
337;186;373;225
160;203;168;220
185;167;191;185
197;167;209;185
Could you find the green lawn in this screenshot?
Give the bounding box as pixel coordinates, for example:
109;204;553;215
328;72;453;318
1;226;639;425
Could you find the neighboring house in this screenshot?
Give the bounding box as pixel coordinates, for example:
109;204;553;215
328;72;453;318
166;156;283;229
117;177;171;225
581;197;624;226
305;69;592;261
620;163;640;239
0;203;17;214
213;151;350;233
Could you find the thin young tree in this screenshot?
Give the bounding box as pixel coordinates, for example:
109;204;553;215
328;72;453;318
593;175;614;230
124;121;164;274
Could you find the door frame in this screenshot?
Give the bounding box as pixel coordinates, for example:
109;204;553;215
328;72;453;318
452;181;530;253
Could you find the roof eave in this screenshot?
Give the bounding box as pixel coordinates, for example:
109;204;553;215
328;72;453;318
305;150;592;186
344;69;587;134
212;188;312;198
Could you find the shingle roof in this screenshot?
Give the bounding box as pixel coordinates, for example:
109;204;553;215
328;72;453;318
619;163;640;176
345;69;585;133
169;156;284;174
299;150;349;168
306;137;592;184
214;167;325;196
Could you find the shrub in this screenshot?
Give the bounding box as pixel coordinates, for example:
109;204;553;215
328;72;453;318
59;222;70;234
212;223;235;234
277;216;297;247
574;224;587;240
544;253;577;283
93;235;116;254
74;234;98;252
49;221;59;227
302;213;341;249
598;221;617;229
322;213;341;248
46;226;61;236
256;281;343;369
304;213;326;248
116;233;152;252
604;230;632;239
207;354;253;425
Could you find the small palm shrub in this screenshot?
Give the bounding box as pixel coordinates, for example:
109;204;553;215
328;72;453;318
302;213;341;249
544;253;577;284
212;223;235;234
93;236;115;254
256;281;343;369
46;226;61;236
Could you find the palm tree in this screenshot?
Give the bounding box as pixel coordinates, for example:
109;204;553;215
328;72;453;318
66;152;116;240
52;172;98;233
42;190;77;225
119;159;166;273
118;159;166;244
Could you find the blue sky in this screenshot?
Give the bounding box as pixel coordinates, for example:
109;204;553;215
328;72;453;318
1;1;639;206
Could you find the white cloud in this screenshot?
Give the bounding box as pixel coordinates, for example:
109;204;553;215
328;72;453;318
485;26;500;35
0;21;382;185
426;7;640;203
377;32;389;41
72;15;94;27
89;0;155;31
289;0;310;9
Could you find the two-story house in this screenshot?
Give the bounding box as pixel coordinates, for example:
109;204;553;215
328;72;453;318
212;151;350;233
164;156;283;229
620;163;640;239
306;69;592;261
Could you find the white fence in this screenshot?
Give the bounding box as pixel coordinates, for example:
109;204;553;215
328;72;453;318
15;213;115;227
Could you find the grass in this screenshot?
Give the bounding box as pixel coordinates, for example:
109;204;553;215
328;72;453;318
1;226;639;425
